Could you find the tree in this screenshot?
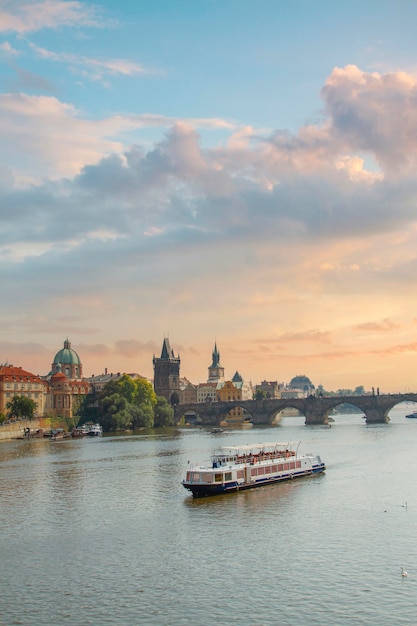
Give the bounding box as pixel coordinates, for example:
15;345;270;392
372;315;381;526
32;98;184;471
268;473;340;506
154;396;174;427
6;395;37;420
255;389;267;401
97;375;158;432
99;393;132;432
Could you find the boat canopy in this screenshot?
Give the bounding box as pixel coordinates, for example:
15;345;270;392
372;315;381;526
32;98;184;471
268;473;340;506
216;442;300;454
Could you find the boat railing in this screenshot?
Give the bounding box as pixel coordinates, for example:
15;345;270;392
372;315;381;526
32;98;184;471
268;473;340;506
212;450;296;466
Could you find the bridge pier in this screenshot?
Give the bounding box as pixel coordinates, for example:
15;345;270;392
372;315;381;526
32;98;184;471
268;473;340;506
304;412;328;425
363;407;389;424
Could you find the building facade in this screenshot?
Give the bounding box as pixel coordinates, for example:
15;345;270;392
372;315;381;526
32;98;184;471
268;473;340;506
0;365;48;417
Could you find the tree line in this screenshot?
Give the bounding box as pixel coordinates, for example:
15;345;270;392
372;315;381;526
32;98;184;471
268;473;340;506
0;375;174;432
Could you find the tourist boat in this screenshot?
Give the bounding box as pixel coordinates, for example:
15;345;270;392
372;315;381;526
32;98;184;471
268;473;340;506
405;411;417;419
87;423;103;436
182;441;325;498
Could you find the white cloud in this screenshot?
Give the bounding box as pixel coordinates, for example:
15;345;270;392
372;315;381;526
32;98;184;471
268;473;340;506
322;64;417;175
0;1;106;34
29;42;151;80
0;40;19;55
2;65;417;389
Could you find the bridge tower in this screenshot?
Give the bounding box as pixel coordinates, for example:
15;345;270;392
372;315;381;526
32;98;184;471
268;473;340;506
153;337;180;404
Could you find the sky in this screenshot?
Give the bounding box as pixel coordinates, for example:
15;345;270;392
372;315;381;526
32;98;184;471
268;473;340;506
2;0;417;393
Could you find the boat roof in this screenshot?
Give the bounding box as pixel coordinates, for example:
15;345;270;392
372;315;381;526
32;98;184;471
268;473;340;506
216;442;300;454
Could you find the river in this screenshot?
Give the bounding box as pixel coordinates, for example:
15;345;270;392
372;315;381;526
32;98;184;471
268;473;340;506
1;405;416;625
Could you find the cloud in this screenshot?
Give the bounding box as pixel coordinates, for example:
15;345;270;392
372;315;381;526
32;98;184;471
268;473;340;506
2;64;417;388
354;319;401;333
29;42;152;81
0;1;107;34
322;64;417;175
0;41;19;56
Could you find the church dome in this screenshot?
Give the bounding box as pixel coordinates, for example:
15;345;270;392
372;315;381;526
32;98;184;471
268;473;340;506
53;339;81;366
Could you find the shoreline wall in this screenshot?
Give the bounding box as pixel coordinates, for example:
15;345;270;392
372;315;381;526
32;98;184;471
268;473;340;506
0;417;69;441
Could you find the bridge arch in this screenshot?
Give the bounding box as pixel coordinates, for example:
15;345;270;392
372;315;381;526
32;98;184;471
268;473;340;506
267;404;305;425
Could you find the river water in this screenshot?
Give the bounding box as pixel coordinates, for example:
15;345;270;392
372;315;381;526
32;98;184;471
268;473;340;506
1;405;417;626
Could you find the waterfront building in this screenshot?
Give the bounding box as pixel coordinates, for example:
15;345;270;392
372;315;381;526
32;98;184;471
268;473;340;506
46;365;89;418
0;364;48;417
153;337;181;404
49;338;83;379
45;339;89;418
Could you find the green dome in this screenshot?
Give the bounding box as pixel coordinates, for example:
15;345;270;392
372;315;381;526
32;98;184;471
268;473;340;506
53;339;81;366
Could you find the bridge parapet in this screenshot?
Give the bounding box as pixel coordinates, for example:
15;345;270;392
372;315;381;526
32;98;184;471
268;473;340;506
174;393;417;426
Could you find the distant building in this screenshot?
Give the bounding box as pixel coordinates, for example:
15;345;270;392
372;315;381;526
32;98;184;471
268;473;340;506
288;375;315;396
153;337;181;404
45;339;89;418
86;370;147;395
208;342;225;383
255;380;281;399
179;377;197;404
197;382;219;403
230;370;253;401
0;364;48;417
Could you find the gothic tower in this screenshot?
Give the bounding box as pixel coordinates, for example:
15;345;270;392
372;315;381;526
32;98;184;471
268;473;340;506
208;342;225;383
153;337;181;404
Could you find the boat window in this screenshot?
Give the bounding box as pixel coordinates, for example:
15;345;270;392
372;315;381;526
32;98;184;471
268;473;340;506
214;473;223;482
225;472;232;481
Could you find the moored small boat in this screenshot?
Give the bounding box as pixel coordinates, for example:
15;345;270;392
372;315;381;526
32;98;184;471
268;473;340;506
405;411;417;419
87;423;102;436
182;441;325;498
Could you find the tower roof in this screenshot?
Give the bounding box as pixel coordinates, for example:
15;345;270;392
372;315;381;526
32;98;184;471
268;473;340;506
209;342;222;368
158;337;179;361
232;370;243;383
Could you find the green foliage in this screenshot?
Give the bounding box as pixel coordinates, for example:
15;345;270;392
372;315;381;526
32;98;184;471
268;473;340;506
0;411;6;424
97;375;159;432
6;395;37;420
75;394;99;425
154;396;174;427
316;385;368;397
255;389;267;400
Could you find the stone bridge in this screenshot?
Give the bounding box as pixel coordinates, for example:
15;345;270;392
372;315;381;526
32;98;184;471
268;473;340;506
174;393;417;426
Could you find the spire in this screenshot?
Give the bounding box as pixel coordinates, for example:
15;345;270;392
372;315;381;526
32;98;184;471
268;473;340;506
160;337;175;360
210;341;221;368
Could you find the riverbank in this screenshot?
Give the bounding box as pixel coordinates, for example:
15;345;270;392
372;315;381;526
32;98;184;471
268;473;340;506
0;417;70;441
